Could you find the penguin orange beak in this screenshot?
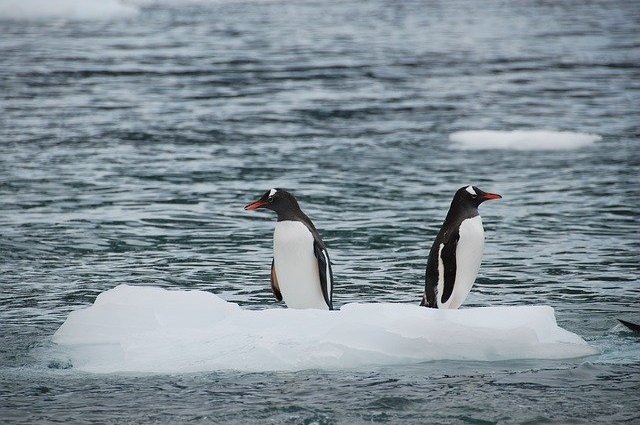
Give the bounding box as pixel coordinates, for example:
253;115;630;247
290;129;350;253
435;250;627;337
244;200;267;210
481;192;502;201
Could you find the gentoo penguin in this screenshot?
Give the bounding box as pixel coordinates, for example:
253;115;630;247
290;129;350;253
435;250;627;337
245;188;333;310
421;185;501;309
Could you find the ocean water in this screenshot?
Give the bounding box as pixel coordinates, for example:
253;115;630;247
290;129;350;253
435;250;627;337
1;0;639;423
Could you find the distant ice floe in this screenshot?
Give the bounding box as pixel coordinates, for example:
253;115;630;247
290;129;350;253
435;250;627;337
0;0;279;20
0;0;139;20
450;130;602;150
52;285;597;373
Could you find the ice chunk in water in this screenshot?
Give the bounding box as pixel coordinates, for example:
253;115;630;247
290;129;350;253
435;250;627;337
53;285;598;373
0;0;138;20
450;130;601;150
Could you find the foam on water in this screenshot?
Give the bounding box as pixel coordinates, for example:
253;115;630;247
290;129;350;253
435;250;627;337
52;285;598;373
450;130;602;150
0;0;138;20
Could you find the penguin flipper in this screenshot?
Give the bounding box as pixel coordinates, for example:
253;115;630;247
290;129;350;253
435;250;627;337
423;240;441;308
270;259;283;302
440;231;460;305
313;240;334;310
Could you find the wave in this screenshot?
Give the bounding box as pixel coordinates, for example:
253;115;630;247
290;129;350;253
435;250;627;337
52;285;597;373
450;130;602;150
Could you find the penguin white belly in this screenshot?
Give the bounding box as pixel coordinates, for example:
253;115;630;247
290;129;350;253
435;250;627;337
273;221;328;310
447;215;485;309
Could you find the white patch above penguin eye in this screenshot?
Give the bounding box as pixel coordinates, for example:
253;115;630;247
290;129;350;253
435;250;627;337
269;188;277;197
465;186;477;196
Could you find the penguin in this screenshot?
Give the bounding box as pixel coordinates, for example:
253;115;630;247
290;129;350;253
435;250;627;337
245;188;333;310
421;185;501;309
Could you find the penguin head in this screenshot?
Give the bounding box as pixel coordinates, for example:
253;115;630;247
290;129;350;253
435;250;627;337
244;188;301;217
455;185;502;208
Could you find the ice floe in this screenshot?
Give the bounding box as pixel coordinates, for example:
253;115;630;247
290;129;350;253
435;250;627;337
450;130;601;150
52;285;598;373
0;0;138;20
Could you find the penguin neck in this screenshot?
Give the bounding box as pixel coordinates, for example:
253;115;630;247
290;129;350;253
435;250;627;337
274;205;309;224
444;200;479;226
275;207;319;237
276;210;303;222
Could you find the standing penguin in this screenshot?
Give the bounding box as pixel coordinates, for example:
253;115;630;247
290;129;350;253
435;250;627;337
245;189;333;310
421;185;501;309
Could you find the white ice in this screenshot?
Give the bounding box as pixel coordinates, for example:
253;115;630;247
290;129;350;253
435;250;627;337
53;285;598;373
0;0;138;20
450;130;601;150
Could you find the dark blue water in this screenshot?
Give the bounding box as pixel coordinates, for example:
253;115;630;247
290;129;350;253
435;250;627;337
1;0;639;423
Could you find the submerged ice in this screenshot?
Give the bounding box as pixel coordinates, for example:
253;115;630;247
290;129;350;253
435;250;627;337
52;285;597;373
450;130;601;150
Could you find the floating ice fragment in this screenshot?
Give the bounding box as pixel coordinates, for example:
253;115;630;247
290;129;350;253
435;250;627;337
53;285;598;373
0;0;138;20
450;130;601;150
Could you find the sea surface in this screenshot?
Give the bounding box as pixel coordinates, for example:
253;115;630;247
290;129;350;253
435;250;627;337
1;0;639;423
